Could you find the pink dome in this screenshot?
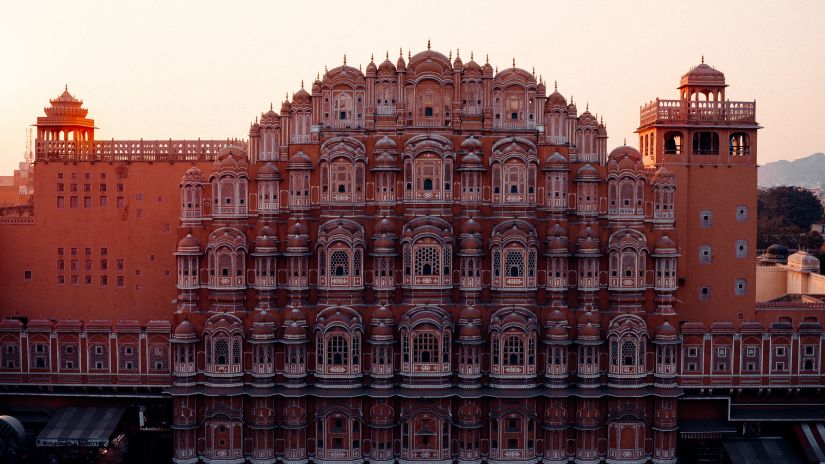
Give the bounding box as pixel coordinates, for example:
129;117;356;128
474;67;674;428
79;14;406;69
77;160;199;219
174;320;197;339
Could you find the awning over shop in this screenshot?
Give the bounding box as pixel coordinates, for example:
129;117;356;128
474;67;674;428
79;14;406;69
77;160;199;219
679;419;737;439
722;438;802;464
36;407;125;447
795;423;825;464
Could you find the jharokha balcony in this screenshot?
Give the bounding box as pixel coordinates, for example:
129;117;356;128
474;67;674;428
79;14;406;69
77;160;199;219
639;98;756;126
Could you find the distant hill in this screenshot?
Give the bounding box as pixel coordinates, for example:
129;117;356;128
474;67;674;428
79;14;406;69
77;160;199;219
759;153;825;189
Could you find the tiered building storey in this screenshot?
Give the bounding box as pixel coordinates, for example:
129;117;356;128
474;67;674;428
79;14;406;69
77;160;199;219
1;49;821;463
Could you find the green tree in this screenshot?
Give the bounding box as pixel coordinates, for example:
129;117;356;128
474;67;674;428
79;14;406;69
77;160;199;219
758;186;824;249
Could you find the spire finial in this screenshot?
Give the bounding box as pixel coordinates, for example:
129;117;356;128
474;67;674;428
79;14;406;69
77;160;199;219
554;80;558;91
399;47;403;57
316;72;320;80
495;66;498;73
64;83;68;92
301;79;304;89
512;57;516;68
456;47;460;57
408;49;411;60
586;102;589;111
343;54;347;66
701;54;704;64
427;38;431;50
370;53;374;62
532;66;535;76
486;54;489;63
449;50;452;61
624;137;627;145
270;102;273;110
386;50;389;59
285;92;288;101
325;65;328;74
359;63;362;71
470;51;474;60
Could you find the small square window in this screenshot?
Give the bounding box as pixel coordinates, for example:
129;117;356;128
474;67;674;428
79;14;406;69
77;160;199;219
700;210;712;228
24;270;31;280
700;286;711;301
736;240;747;258
735;279;747;295
804;345;815;356
700;246;712;263
424;107;433;117
736;205;748;221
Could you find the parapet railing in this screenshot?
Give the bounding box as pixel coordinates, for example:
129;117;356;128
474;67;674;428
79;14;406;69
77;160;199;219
640;99;756;126
35;139;247;162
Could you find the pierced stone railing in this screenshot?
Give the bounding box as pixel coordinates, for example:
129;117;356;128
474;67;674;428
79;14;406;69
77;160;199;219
640;99;756;126
36;139;246;162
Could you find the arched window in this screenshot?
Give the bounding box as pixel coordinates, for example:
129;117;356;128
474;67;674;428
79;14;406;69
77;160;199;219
402;135;455;203
314;307;362;382
490;139;538;205
491;220;538;291
608;315;647;378
327;335;348;365
206;228;246;289
402;217;453;289
489;308;538;386
316;220;365;290
399;307;453;385
608;229;648;290
730;132;750;156
203;314;244;376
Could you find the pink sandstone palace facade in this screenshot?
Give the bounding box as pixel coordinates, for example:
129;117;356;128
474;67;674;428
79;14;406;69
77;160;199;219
0;47;822;463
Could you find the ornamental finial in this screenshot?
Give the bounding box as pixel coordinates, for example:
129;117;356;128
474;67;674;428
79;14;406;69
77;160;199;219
554;80;557;91
701;54;704;64
427;39;431;50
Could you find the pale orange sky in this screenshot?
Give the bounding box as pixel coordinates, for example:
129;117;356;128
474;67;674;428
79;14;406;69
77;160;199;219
1;0;823;174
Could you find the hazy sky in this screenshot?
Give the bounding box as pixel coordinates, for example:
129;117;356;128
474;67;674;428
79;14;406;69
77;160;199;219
1;0;823;174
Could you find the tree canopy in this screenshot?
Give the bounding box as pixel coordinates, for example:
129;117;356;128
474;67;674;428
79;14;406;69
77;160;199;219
758;186;824;249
